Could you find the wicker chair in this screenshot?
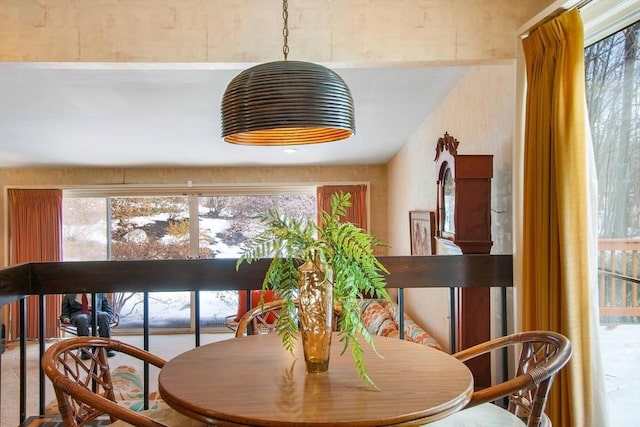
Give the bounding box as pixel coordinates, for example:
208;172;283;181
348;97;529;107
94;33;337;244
235;299;342;337
430;330;573;427
234;299;298;337
42;337;206;427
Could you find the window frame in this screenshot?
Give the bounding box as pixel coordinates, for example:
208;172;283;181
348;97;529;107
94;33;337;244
62;184;319;332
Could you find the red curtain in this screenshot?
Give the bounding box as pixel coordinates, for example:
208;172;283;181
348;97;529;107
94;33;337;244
8;189;63;339
316;185;368;230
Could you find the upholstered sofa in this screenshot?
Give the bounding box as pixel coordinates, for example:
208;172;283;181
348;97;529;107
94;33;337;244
359;299;443;351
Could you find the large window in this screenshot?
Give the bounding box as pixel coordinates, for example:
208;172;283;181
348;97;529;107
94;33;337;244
63;190;317;330
585;19;639;427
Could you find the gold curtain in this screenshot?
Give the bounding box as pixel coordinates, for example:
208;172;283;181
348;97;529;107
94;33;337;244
522;8;607;427
8;189;63;339
316;185;367;229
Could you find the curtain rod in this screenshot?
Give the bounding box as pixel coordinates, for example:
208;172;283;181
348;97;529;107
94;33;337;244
518;0;594;38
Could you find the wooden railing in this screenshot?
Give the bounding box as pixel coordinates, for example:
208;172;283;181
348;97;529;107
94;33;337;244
598;239;640;319
1;241;635;425
0;255;513;425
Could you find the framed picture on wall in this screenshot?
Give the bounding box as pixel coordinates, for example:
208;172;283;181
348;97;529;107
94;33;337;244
409;211;436;255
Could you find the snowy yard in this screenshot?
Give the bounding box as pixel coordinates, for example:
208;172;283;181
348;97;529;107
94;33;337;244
600;323;640;427
117;290;238;328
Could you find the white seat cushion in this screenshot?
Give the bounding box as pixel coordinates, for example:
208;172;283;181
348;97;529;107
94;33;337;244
428;403;526;427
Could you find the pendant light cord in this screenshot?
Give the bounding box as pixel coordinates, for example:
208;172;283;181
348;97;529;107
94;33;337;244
282;0;289;60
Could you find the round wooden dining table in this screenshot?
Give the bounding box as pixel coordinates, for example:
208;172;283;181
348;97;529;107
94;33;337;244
158;333;473;426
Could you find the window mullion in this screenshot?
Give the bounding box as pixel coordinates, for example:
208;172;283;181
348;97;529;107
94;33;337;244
189;194;200;259
107;196;113;260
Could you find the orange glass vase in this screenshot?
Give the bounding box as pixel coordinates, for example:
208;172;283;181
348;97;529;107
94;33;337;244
297;256;333;373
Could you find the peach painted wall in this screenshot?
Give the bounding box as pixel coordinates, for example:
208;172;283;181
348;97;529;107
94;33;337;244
386;64;517;349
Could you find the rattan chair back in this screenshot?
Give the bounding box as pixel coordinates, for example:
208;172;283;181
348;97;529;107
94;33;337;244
234;299;299;337
235;299;342;338
454;330;573;427
42;337;168;427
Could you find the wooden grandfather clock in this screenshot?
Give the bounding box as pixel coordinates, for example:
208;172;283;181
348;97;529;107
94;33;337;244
434;132;493;389
435;132;493;253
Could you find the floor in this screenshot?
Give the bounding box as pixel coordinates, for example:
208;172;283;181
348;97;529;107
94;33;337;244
1;325;639;427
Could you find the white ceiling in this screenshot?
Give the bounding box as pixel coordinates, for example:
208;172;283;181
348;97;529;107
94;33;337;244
0;63;468;168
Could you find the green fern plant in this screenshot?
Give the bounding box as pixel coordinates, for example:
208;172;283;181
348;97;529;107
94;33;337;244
236;191;390;388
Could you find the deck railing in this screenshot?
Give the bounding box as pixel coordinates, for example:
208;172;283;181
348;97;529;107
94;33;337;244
598;238;640;319
0;255;513;426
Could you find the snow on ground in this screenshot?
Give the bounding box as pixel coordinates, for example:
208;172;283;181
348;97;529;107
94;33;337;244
118;290;237;328
199;217;244;258
600;323;640;427
113;214;248;327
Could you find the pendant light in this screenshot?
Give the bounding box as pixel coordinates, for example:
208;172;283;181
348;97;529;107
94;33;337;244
221;0;355;146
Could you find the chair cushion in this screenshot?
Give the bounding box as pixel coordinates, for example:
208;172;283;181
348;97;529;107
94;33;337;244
428;404;526;426
110;365;165;411
45;365;165;415
109;407;208;426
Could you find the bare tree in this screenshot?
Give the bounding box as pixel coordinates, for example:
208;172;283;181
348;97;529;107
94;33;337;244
585;21;639;238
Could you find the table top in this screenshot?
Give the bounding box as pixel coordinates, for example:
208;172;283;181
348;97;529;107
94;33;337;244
158;334;473;427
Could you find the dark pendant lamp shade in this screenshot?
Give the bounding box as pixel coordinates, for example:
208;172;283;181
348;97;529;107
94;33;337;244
221;60;355;145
